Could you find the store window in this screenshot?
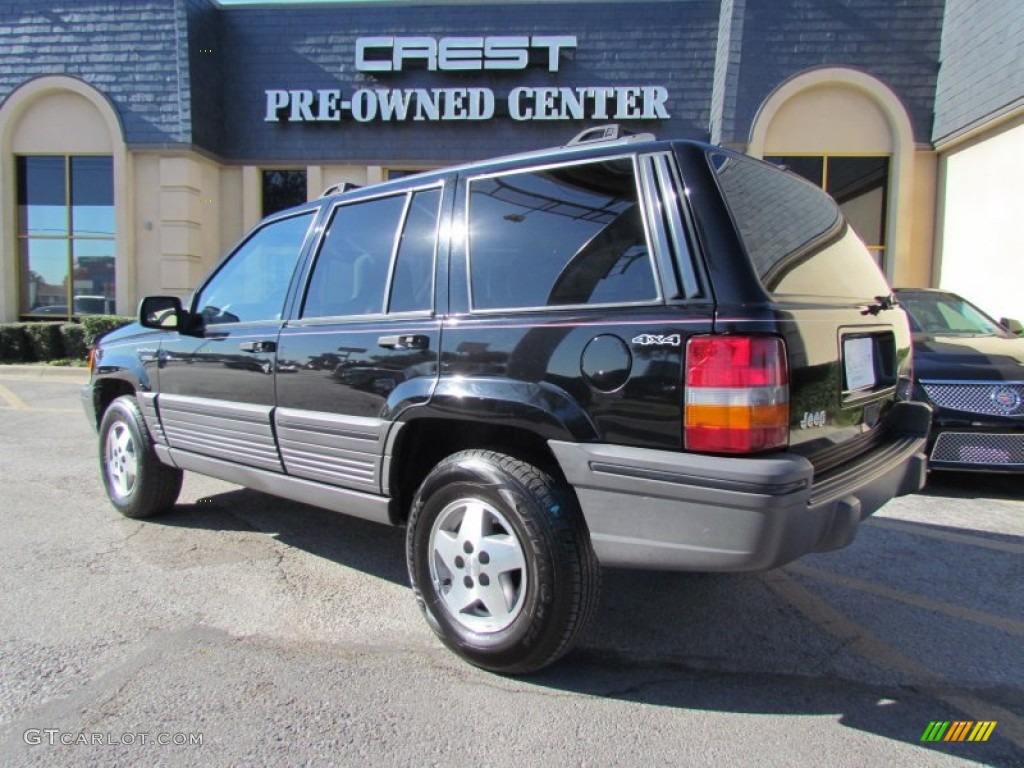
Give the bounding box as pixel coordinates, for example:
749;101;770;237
765;155;889;266
262;169;308;216
386;169;427;181
18;155;115;319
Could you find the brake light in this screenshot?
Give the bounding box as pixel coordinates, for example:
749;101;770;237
685;335;789;453
87;348;96;375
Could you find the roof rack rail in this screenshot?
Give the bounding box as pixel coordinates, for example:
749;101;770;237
320;181;362;198
565;124;656;147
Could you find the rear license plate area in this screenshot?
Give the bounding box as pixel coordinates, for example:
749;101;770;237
840;331;896;399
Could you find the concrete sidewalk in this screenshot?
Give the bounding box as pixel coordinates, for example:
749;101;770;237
0;364;90;383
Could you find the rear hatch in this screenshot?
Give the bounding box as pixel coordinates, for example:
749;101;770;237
691;147;912;471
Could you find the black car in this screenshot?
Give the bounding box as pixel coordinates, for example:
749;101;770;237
83;128;931;673
895;288;1024;473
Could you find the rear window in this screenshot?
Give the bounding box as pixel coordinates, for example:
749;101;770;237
468;158;659;311
709;152;891;299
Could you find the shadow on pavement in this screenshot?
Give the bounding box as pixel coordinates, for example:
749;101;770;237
146;486;1022;766
922;472;1023;500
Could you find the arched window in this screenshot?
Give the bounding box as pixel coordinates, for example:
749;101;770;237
748;68;915;281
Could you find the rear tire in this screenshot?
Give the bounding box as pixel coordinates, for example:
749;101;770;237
406;449;600;674
98;395;182;519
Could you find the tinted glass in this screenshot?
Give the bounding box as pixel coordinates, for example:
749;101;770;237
827;157;888;248
468;158;658;310
71;156;115;236
765;156;824;187
72;239;116;314
262;170;308;216
898;292;1003;335
711;152;891;299
17;156;67;236
196;212;314;325
20;239;68;314
303;195;406;318
766;155;888;248
390;189;441;313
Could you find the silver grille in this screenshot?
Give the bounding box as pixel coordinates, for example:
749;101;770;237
920;381;1024;417
930;432;1024;466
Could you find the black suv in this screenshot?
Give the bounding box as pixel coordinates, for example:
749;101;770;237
83;130;931;673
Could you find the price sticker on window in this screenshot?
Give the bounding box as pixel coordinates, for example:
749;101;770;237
843;337;876;391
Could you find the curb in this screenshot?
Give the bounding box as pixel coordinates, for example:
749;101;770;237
0;364;90;382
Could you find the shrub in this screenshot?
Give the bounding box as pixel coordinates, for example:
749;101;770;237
23;322;64;361
0;315;133;363
80;314;135;345
60;323;89;360
0;324;29;361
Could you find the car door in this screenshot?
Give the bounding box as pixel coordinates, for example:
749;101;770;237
274;184;445;493
156;209;318;472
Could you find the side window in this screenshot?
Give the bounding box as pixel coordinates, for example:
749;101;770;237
196;211;314;325
302;195;406;318
468;158;659;310
389;188;441;313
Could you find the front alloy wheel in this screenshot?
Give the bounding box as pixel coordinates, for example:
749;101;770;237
98;395;182;519
105;420;139;500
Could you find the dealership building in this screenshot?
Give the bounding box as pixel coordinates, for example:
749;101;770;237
0;0;1021;323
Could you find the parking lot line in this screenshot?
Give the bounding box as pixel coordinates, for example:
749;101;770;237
788;562;1024;638
760;569;1024;750
866;518;1024;555
0;382;28;410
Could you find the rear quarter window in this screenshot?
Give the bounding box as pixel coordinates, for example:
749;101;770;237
709;152;891;299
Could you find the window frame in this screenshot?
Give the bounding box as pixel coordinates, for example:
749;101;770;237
295;181;445;324
764;152;890;265
16;153;116;321
189;208;319;328
463;153;666;315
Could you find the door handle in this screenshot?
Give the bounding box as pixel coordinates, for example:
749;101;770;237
378;334;429;350
239;340;276;353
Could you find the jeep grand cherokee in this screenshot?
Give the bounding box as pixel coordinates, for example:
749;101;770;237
83;129;930;673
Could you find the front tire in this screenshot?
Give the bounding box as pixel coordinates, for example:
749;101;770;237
406;450;600;674
98;395;183;519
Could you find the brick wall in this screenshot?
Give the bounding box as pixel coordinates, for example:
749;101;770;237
721;0;945;145
0;0;962;161
217;1;720;164
933;0;1024;143
0;0;190;144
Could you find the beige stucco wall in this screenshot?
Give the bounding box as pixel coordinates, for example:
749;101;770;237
896;150;937;288
761;85;893;153
935;114;1024;322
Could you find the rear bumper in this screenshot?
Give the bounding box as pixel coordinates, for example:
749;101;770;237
550;401;931;571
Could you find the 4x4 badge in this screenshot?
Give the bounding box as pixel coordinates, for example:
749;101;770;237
632;333;681;348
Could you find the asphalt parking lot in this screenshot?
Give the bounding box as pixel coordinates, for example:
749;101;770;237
1;369;1022;767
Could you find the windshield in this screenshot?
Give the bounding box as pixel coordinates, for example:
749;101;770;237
898;291;1004;336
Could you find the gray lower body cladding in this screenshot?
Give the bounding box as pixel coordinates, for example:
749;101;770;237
549;402;931;571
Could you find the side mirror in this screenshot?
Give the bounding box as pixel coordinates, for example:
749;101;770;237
139;296;185;330
1000;317;1023;336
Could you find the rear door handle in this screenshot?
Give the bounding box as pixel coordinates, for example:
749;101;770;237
239;340;276;353
378;334;429;350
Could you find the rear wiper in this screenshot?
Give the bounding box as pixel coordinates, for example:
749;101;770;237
862;293;896;316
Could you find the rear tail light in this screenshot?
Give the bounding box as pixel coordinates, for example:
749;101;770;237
685;335;789;453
